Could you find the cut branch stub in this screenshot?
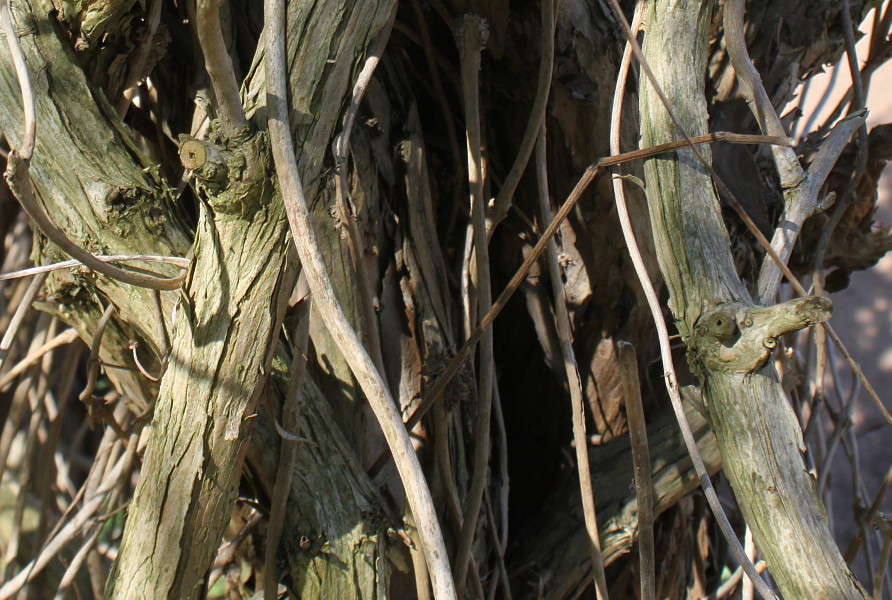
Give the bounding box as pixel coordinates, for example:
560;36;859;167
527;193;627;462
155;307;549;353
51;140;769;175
180;131;270;216
179;138;209;170
691;296;832;374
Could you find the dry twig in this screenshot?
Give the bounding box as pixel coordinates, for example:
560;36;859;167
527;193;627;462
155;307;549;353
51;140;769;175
453;15;495;598
263;298;310;600
617;342;654;600
0;272;46;371
195;0;247;137
537;125;609;599
263;1;456;597
489;0;557;227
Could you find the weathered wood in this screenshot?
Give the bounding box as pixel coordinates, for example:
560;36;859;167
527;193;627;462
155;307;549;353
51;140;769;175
0;0;400;596
511;398;720;600
248;360;396;600
105;129;293;599
639;1;869;598
107;0;399;594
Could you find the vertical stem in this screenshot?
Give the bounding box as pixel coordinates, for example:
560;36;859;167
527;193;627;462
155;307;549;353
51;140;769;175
618;342;654;600
536;128;609;599
264;1;456;598
453;14;493;598
195;0;247;137
263;300;309;600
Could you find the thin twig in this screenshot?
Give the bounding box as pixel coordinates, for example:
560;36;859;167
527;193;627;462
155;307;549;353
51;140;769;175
0;328;79;390
605;0;776;596
195;0;247;137
845;464;892;563
151;289;169;367
872;514;892;600
128;340;159;382
483;489;512;600
52;525;102;599
0;0;35;160
408;0;463;178
78;303;116;404
207;510;264;590
489;0;556;227
0;448;127;600
618;342;654;600
0;254;191;282
699;561;768;600
263;2;456;598
263;299;309;600
491;381;509;552
116;0;163;117
408;516;433;600
800;64;841;140
537;125;608;599
0;272;46;372
2;316;52;580
0;377;36;490
817;379;860;495
453;15;494;598
840;0;868;116
812;0;871;291
742;527;757;600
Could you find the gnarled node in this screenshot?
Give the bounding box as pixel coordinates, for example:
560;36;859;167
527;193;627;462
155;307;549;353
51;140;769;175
691;296;832;374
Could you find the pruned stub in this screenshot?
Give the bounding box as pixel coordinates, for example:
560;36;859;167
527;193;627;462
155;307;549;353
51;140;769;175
689;296;832;376
179;127;271;218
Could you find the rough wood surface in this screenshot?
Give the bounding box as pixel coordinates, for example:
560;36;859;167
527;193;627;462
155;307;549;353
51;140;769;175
639;1;869;598
511;398;720;600
105;129;293;599
0;0;400;596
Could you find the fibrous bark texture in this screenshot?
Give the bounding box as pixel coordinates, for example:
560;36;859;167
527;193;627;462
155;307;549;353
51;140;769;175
640;1;869;598
0;0;888;598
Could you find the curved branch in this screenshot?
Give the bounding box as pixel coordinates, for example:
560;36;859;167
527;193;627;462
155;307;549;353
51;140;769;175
5;153;186;290
195;0;247;137
0;0;34;160
263;1;456;598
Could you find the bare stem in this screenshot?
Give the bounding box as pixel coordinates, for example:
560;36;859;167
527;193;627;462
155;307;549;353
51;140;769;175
0;255;190;282
453;14;494;598
116;0;163;117
618;342;655;600
195;0;247;137
0;272;46;372
489;0;556;227
536;126;609;599
263;299;309;599
263;2;456;598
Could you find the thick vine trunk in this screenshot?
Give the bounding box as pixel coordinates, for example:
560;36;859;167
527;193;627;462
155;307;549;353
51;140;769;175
0;0;885;597
0;0;399;596
639;1;869;598
106;130;293;598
